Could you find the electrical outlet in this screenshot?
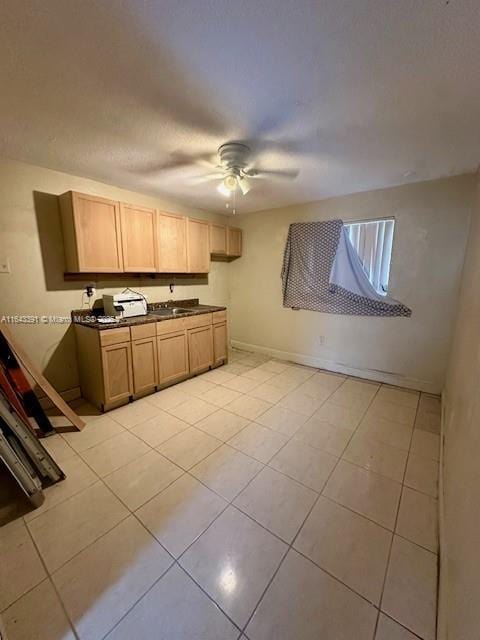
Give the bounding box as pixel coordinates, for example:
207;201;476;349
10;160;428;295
318;335;326;346
0;259;11;273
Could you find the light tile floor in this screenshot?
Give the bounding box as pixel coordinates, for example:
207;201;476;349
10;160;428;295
0;349;440;640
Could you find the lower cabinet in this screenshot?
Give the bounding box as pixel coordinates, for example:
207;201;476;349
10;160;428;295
101;342;133;406
157;329;189;385
212;321;228;366
188;325;213;374
75;310;227;411
131;336;158;396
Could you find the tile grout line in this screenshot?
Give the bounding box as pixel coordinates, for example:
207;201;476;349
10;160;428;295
167;387;426;613
110;369;366;635
23;521;81;640
3;440;141;611
5;364;435;639
99;369;327;637
374;389;422;638
237;376;383;637
32;375;388;531
95;377;286;638
91;404;250;636
62;380;422;636
2;360;261;608
96;420;284;637
26;435;244;639
377;611;425;640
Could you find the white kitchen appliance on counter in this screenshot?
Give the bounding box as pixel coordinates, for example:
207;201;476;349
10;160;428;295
103;291;148;319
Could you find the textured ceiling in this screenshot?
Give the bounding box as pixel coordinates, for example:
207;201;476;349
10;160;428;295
0;0;479;213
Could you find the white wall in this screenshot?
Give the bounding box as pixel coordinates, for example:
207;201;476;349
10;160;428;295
0;159;229;392
229;175;474;393
440;173;480;640
0;161;474;397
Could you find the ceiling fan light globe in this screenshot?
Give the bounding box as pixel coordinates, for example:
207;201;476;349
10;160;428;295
239;178;251;195
217;182;231;197
224;174;238;191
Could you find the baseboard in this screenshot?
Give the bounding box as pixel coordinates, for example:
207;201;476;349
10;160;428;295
230;339;439;393
436;394;448;640
37;386;82;411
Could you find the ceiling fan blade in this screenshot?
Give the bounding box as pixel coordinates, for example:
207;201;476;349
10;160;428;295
137;151;218;176
247;168;299;180
189;173;225;184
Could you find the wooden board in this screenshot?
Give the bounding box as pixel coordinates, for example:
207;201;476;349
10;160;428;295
0;365;33;428
0;325;85;431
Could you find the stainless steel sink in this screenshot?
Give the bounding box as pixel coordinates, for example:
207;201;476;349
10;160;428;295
150;307;194;317
171;307;194;314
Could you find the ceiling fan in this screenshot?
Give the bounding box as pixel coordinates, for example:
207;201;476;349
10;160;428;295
190;142;299;197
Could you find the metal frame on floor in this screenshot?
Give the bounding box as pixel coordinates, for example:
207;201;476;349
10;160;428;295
0;392;65;505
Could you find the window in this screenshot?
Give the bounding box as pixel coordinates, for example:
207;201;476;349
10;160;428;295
344;218;395;295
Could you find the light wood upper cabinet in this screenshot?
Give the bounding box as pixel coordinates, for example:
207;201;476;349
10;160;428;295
120;203;157;272
187;218;210;273
209;223;227;255
60;191;123;272
227;227;242;257
60;191;241;274
157;212;187;272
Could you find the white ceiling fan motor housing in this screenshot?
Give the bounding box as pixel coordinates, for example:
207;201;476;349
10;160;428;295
218;143;251;172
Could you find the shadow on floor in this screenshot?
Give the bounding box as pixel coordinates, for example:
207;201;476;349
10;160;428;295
0;461;35;525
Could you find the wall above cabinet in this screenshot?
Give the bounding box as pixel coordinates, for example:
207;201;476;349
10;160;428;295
59;190;242;277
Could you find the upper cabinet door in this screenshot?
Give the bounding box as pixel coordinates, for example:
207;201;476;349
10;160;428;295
120;203;158;272
60;191;124;272
227;227;242;257
187;218;210;273
157;212;187;272
209;223;227;255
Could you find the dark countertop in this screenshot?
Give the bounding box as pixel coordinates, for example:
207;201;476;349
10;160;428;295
72;298;226;330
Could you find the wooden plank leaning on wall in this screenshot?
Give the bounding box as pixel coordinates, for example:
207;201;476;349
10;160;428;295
0;325;85;432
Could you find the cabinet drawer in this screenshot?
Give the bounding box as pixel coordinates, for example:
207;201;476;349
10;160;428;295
184;313;212;329
99;327;131;347
130;323;156;340
156;317;188;335
212;310;226;323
